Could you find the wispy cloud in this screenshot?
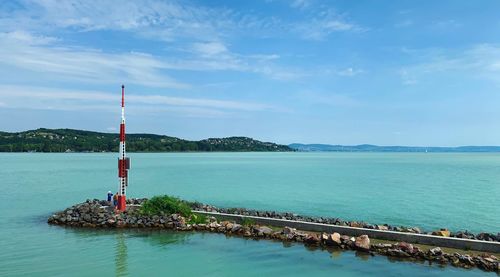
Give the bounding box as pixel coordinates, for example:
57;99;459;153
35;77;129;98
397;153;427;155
0;31;188;88
433;19;461;30
3;0;363;42
293;9;364;40
191;41;228;56
398;69;418;85
3;0;226;41
0;85;274;113
395;19;414;28
399;44;500;85
290;0;312;10
0;1;365;92
0;30;304;87
336;67;364;77
294;90;360;107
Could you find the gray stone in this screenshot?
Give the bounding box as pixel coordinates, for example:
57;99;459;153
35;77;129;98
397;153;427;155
429;247;442;256
231;224;242;233
282;226;296;235
255;226;273;236
376;225;389;231
304;233;320;244
396;242;414;254
387;249;411;257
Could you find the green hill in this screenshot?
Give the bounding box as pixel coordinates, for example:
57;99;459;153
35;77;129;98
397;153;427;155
0;128;293;152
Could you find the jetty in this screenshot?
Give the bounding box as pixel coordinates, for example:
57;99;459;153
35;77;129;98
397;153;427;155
48;197;500;273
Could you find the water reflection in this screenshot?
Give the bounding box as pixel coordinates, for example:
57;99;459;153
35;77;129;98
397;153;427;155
115;232;128;277
354;251;371;261
59;228;489;275
136;230;191;247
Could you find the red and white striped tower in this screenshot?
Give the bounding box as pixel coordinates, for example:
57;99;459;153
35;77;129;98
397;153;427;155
117;85;130;212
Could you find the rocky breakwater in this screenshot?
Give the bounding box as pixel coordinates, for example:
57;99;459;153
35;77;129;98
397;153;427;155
47;198;148;228
193;204;500;243
48;199;500;273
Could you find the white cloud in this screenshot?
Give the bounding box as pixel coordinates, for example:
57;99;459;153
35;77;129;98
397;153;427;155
291;0;312;9
395;19;413;28
1;30;58;45
4;0;224;41
336;67;363;77
0;31;187;88
0;30;303;84
0;85;274;113
293;9;363;40
3;0;362;42
294;90;360;107
399;44;500;85
0;1;363;85
433;19;461;29
192;42;228;56
399;69;417;85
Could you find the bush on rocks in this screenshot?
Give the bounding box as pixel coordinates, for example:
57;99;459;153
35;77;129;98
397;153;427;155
140;195;192;217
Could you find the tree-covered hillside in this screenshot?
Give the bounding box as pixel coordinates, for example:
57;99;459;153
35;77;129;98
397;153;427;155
0;128;293;152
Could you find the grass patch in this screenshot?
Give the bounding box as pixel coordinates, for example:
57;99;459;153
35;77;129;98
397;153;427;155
241;218;256;226
189;213;207;224
140;195;192;217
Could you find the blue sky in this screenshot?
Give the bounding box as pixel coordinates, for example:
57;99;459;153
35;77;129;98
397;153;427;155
1;0;500;146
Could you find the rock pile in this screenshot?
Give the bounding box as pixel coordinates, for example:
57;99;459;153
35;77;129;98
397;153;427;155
192;203;500;242
48;199;500;273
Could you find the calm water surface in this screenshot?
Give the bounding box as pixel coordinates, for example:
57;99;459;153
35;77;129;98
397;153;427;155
1;152;498;276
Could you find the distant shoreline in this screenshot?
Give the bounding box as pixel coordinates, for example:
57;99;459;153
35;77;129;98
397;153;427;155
3;151;500;154
3;128;500;153
289;143;500;153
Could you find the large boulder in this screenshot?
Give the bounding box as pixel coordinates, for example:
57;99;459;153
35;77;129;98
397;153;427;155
254;226;273;236
409;227;422;234
225;222;234;231
455;231;475;239
282;226;295;234
304;233;320;244
354;235;370;251
376;225;389;231
231;223;242;233
327;232;341;245
432;229;450;237
396;242;414;254
349;221;363;228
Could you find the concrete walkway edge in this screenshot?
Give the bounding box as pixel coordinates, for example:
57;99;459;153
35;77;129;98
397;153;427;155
193;210;500;253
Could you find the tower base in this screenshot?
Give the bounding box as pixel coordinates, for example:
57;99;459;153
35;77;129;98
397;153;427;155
117;195;127;212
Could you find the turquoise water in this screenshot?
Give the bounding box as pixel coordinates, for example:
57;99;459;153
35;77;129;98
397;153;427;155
1;152;499;276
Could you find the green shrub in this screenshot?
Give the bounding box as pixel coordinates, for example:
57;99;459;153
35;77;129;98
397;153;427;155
140;195;192;217
188;213;207;224
241;218;255;226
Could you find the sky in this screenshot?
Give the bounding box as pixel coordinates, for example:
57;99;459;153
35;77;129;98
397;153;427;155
1;0;500;146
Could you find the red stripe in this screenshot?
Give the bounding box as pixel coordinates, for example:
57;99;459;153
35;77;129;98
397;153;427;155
118;159;128;177
120;124;125;141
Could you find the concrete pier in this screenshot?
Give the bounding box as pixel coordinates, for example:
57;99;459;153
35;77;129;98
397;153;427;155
194;210;500;253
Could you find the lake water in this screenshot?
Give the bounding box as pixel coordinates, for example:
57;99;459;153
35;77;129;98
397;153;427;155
1;152;499;276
